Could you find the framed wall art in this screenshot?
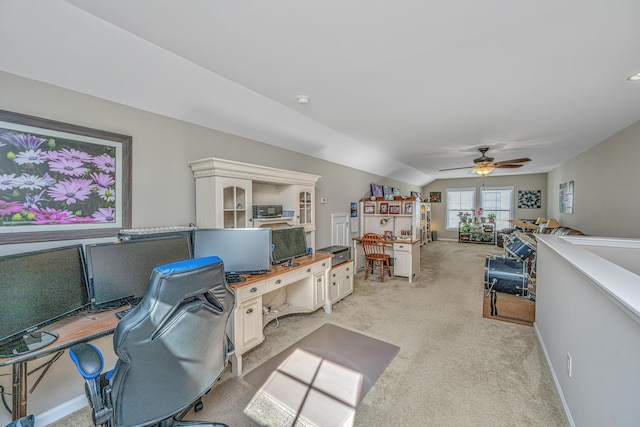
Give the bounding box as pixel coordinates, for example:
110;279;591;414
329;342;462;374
517;190;541;209
429;192;442;203
0;110;132;243
559;181;574;214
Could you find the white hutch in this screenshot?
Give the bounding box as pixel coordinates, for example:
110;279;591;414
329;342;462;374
189;157;320;250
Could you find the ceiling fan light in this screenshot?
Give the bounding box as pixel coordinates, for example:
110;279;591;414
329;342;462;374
473;165;495;176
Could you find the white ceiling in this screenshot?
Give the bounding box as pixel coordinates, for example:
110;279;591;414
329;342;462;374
2;0;640;186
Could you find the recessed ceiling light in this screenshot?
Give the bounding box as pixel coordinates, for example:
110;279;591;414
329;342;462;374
627;73;640;81
296;95;310;104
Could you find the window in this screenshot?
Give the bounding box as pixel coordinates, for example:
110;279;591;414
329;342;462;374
446;188;475;229
481;186;513;230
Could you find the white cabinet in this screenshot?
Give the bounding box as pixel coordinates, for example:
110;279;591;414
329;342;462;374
393;242;420;282
420;202;431;244
313;272;326;310
329;260;354;305
189;157;320;249
192;175;252;228
235;296;262;353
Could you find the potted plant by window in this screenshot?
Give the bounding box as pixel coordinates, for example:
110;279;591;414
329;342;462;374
487;213;496;223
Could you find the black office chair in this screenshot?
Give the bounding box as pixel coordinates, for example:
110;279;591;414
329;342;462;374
69;256;234;427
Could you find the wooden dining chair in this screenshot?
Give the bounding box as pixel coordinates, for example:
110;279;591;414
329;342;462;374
361;232;392;282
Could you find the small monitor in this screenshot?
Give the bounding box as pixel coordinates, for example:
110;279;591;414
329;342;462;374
271;227;308;267
85;235;192;308
0;244;89;357
193;228;272;283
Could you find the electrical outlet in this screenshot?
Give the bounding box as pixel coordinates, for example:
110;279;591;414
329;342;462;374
567;353;572;378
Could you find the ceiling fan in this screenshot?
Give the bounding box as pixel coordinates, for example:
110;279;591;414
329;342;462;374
439;147;531;176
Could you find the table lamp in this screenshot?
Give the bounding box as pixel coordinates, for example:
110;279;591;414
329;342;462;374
535;217;547;225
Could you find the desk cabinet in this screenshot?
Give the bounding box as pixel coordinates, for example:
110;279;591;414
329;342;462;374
393;241;420;282
329;260;354;304
230;254;332;375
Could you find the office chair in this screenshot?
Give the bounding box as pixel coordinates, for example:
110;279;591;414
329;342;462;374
361;232;392;282
69;256;234;427
5;415;35;427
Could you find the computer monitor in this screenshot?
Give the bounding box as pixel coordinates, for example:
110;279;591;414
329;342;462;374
271;226;308;267
0;244;90;357
193;228;272;283
85;235;192;308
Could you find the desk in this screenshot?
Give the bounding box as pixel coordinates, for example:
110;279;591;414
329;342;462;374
0;307;127;421
228;253;333;376
352;238;420;283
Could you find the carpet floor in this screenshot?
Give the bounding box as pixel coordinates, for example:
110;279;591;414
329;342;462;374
52;241;569;427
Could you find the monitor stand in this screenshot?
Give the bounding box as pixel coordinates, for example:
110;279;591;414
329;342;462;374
225;274;246;285
0;331;59;358
282;258;300;268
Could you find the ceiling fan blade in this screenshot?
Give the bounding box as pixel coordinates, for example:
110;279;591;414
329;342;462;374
494;164;523;168
492;158;531;166
439;166;473;171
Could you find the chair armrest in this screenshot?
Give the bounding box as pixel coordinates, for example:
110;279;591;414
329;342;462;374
69;343;104;379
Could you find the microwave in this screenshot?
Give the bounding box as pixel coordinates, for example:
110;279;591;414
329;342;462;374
253;205;283;218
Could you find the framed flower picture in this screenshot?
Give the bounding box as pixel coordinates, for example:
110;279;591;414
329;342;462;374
0;109;132;243
429;192;442;203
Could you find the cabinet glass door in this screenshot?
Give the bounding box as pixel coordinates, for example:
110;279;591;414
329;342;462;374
223;185;248;228
298;190;313;226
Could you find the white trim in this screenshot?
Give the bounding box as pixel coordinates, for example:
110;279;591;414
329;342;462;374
34;394;87;427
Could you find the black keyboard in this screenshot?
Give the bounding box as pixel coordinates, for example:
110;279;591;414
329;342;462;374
115;308;133;319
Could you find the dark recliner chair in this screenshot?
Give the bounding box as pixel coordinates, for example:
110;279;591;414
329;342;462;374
69;256;234;427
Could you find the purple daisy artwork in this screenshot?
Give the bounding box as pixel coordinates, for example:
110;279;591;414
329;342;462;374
0;110;131;242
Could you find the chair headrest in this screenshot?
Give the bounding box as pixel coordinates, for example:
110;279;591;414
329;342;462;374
154;256;222;275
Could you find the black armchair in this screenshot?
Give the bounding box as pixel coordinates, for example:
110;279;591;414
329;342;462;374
69;256;234;427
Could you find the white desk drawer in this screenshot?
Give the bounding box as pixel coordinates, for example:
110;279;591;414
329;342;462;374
236;282;265;301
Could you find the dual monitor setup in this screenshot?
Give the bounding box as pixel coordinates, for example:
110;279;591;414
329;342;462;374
0;226;308;358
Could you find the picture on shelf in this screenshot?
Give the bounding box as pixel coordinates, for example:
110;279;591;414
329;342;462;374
404;203;413;214
389;204;401;214
370;183;383;198
364;204;375;214
384;230;393;240
379;202;389;214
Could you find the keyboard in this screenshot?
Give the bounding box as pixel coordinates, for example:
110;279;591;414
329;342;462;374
118;226;195;240
115;308;133;319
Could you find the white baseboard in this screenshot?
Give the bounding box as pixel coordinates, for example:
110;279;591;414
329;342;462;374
534;323;575;427
35;394;87;427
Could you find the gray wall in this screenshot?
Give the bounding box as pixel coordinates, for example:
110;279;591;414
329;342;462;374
546;120;640;238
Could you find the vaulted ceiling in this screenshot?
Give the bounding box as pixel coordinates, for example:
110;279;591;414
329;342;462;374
2;1;640;185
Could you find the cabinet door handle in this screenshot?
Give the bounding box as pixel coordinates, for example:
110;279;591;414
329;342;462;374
322;262;326;267
275;279;281;285
250;287;258;293
306;268;311;273
246;308;254;314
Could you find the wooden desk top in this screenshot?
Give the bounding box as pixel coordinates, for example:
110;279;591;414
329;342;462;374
229;252;333;289
0;306;129;366
353;237;420;244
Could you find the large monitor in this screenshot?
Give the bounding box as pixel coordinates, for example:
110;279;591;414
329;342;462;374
193;228;272;283
0;244;90;357
271;226;308;267
85;235;192;308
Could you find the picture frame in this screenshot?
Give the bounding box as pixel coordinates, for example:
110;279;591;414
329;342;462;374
384;230;393;240
364;203;375;214
0;110;132;243
404;202;413;214
382;185;392;196
379;202;389;215
429;191;442;203
389;204;401;215
384;193;394;201
370;183;383;198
